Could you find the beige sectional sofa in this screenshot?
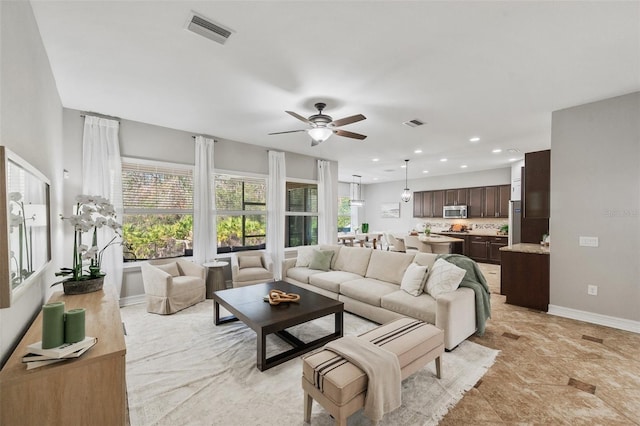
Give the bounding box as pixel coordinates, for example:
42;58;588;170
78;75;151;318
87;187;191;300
282;245;477;350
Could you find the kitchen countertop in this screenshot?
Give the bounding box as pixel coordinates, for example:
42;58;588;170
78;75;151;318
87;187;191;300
418;235;465;243
433;231;509;238
499;243;550;255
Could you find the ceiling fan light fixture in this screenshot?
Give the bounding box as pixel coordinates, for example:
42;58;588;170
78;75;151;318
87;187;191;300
401;159;412;203
308;127;333;143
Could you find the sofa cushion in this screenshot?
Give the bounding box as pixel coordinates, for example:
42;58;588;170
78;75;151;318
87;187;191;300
319;244;342;270
339;278;398;307
309;249;334;271
365;250;415;285
295;245;316;267
309;271;362;293
235;267;272;282
154;262;180;277
400;263;429;296
286;267;324;284
238;255;263;269
413;252;438;270
381;291;437;324
334;246;372;276
425;258;466;298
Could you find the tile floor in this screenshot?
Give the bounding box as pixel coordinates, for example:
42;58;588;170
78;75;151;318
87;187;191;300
441;263;640;425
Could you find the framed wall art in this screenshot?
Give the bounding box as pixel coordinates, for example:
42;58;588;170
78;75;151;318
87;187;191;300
0;147;51;308
380;202;400;218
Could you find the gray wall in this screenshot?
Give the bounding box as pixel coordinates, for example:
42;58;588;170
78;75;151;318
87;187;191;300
63;108;338;303
0;2;65;364
550;92;640;322
359;168;511;234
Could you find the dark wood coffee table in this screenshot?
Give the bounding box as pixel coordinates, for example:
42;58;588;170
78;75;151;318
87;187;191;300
213;281;344;371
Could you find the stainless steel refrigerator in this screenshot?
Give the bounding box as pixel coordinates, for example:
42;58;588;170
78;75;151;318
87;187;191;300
509;200;521;246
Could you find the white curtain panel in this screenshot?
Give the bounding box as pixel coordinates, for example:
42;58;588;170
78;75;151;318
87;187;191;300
82;116;124;300
317;160;336;245
193;136;217;264
267;151;285;280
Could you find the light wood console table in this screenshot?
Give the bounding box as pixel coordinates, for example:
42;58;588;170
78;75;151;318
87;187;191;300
0;285;127;424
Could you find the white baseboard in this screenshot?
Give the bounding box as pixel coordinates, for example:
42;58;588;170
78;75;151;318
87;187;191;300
548;304;640;334
119;294;146;307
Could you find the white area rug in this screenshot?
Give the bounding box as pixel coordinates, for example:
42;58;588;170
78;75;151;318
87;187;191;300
122;300;498;426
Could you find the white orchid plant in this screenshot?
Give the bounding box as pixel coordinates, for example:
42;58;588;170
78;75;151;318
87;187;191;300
55;195;121;283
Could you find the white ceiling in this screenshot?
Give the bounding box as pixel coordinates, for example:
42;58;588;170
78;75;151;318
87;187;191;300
31;1;640;184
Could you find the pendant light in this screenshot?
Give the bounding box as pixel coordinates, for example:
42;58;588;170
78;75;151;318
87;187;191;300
401;159;412;202
350;175;365;207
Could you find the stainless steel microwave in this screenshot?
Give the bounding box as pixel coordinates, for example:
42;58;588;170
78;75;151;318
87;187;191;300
443;205;467;219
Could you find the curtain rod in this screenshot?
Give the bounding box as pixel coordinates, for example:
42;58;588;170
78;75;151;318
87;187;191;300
192;136;218;142
80;113;120;121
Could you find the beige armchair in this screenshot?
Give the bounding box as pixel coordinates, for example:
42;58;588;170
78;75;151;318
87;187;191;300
403;235;421;253
384;232;406;252
141;259;206;315
231;251;274;287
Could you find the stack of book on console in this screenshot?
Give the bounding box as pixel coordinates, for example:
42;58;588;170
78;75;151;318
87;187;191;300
22;336;97;370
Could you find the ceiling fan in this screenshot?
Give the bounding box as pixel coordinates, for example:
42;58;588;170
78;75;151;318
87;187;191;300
269;102;367;146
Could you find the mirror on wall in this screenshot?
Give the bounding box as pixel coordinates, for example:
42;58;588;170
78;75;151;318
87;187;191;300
0;147;51;308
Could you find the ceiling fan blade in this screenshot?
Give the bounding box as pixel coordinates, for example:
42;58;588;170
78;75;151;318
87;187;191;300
331;114;366;127
335;129;367;140
268;129;307;135
285;111;312;124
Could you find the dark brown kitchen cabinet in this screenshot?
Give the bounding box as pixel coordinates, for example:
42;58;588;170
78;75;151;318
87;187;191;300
521;149;550;243
433;190;445;218
421;191;434;217
468;235;507;264
497;185;510;217
484;186;498;218
412;191;423;217
467;187;484;218
501;250;549;311
445;188;468;206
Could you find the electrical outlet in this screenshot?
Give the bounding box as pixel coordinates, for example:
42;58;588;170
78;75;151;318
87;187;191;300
587;285;598;296
580;236;599;247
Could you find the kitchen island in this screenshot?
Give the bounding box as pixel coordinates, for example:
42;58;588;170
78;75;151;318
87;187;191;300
418;234;465;254
499;243;550;311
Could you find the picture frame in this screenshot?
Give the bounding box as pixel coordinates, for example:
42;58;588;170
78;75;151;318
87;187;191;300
0;147;51;308
380;202;400;218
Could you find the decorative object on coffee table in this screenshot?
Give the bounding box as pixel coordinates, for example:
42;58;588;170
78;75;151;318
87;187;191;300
268;289;300;305
53;195;121;295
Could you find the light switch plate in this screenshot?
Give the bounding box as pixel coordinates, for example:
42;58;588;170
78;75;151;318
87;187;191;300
579;236;599;247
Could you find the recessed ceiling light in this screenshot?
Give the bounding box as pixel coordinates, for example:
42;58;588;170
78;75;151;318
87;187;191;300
508;158;519;162
373;177;379;180
492;149;502;153
440;158;448;162
422;170;429;174
461;165;468;168
414;149;422;154
469;137;480;142
372;158;379;162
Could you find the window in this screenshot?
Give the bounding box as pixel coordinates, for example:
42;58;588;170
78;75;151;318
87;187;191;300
121;159;193;261
337;196;351;232
285;181;318;247
215;174;266;253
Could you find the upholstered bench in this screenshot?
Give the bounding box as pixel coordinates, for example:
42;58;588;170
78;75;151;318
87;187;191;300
302;318;444;425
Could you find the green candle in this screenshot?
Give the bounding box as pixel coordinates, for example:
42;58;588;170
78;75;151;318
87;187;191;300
42;302;65;349
64;308;86;344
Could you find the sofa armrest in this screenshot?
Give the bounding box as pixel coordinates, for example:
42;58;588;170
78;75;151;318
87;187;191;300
282;258;296;279
177;260;206;280
435;287;476;350
230;255;240;279
141;263;173;296
262;252;274;273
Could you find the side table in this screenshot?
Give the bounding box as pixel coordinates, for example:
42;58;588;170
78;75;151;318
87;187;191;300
203;261;229;298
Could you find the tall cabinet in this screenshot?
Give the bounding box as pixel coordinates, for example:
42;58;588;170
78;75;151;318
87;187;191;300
521;149;550;243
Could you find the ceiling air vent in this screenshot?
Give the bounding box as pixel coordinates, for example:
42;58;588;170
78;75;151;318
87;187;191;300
403;119;425;128
186;12;232;45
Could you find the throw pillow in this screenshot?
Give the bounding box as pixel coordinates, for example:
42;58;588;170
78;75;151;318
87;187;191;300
400;263;429;296
154;262;180;277
425;258;466;298
308;249;333;272
238;255;263;269
295;246;315;267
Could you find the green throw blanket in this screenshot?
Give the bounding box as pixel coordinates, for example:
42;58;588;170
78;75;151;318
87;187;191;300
436;254;492;336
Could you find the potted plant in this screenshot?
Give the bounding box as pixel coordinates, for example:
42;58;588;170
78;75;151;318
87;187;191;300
54;195;121;294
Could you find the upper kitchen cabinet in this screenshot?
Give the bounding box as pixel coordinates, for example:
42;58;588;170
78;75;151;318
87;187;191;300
433;190;445;218
445;188;468;206
523;150;550;219
467;187;484;218
413;191;423;217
